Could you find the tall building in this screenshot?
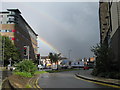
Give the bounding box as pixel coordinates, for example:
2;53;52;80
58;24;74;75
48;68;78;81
99;2;120;70
0;9;38;60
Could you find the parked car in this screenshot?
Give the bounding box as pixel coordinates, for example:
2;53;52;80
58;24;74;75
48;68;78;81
83;65;89;70
61;65;68;69
38;65;44;69
10;67;16;71
51;64;58;70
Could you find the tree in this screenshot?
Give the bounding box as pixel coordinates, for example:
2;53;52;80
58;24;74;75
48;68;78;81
49;52;61;64
3;36;21;66
91;44;114;76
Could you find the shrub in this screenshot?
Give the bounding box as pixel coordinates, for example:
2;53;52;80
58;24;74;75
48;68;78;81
115;73;120;79
15;59;37;75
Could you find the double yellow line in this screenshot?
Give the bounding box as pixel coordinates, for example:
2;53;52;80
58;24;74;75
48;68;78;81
75;75;120;88
35;76;43;90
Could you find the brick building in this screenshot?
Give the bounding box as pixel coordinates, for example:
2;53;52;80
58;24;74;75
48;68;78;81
0;9;38;60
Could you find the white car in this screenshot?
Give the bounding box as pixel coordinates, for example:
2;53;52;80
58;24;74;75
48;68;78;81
38;65;44;69
51;64;58;70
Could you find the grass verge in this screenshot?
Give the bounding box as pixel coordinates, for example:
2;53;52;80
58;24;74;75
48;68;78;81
34;71;48;75
25;84;32;88
13;72;33;77
47;68;80;73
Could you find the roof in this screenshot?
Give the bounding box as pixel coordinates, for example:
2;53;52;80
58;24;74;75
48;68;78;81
0;11;9;14
7;8;21;14
6;8;38;36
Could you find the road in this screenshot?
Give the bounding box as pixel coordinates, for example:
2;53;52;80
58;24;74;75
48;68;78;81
38;70;112;88
0;70;12;89
0;70;12;80
0;70;12;87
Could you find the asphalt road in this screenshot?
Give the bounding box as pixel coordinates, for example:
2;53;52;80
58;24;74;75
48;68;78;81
38;70;112;88
0;70;12;80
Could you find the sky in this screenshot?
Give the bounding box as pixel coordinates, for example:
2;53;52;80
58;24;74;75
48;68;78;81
1;2;100;60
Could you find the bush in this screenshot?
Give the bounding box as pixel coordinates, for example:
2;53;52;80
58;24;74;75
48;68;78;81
107;72;120;79
115;73;120;79
15;59;37;75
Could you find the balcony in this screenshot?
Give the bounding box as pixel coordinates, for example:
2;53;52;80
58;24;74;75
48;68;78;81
7;18;18;24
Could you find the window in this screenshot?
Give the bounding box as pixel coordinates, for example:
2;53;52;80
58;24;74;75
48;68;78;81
1;30;5;32
10;11;15;15
0;29;12;32
9;18;15;21
17;31;19;34
0;15;3;18
16;39;19;42
9;30;12;32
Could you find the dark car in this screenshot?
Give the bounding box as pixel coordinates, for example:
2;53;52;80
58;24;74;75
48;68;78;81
83;65;89;70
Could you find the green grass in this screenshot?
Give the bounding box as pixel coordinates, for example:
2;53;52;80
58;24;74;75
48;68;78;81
25;84;32;88
14;69;80;77
34;71;48;75
0;67;7;71
13;72;33;77
47;68;80;73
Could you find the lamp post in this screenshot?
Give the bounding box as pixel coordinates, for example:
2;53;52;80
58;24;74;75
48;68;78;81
68;49;72;60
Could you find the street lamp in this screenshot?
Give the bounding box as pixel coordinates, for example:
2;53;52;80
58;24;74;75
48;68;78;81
68;49;72;60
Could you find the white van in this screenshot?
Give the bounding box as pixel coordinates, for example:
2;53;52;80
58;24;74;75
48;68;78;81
51;64;58;70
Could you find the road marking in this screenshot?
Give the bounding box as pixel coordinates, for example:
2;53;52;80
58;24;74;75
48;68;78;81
35;76;43;90
74;75;120;88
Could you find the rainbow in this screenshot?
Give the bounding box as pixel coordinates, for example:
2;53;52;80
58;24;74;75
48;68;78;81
37;36;60;54
18;4;67;55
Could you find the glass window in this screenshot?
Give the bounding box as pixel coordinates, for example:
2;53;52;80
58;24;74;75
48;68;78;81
10;11;15;15
8;30;12;32
16;39;19;42
0;15;3;18
1;30;5;32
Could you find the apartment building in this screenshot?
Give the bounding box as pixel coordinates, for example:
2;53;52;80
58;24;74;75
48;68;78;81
99;2;120;70
0;9;38;60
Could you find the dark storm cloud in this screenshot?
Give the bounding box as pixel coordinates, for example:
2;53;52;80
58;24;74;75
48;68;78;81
38;2;99;59
2;2;99;60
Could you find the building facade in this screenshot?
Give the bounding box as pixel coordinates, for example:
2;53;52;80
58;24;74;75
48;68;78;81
99;2;120;71
0;9;38;60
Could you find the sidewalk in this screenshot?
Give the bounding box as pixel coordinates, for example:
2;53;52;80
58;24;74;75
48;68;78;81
75;69;120;86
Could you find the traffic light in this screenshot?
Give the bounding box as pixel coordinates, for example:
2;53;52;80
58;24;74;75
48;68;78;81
37;54;40;60
23;46;27;56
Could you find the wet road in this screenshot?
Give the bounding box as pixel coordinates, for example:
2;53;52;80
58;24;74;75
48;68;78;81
38;70;111;88
0;70;12;80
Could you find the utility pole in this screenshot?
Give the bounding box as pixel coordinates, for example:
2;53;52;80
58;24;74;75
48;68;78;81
68;49;72;60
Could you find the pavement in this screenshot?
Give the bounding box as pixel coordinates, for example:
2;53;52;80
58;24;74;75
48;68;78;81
0;69;12;89
75;69;120;87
